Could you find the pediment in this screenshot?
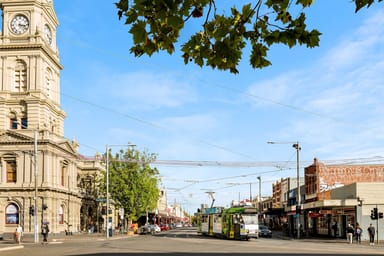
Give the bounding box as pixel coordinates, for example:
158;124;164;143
42;1;59;25
0;130;35;143
57;140;77;155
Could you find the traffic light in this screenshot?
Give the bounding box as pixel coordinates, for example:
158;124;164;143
371;207;378;220
42;204;48;210
29;206;35;216
296;205;301;214
379;212;384;219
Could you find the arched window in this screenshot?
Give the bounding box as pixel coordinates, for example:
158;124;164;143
58;205;64;224
5;203;19;224
13;60;27;92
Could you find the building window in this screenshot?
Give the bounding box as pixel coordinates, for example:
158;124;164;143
5;203;19;224
10;113;17;129
61;166;66;186
21;117;28;129
59;205;64;224
60;161;69;186
6;160;17;183
13;60;27;92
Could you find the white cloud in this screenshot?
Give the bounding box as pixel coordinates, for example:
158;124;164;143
99;71;197;110
242;8;384;162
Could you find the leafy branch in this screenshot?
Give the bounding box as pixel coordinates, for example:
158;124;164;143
115;0;382;74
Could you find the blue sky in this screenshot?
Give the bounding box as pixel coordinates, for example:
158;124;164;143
54;1;384;213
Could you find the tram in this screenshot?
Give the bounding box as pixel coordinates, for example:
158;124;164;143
197;206;259;240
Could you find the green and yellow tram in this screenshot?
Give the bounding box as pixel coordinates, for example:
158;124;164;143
197;206;259;240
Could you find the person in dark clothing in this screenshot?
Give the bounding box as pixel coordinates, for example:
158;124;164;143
41;223;50;244
368;223;375;246
332;221;338;238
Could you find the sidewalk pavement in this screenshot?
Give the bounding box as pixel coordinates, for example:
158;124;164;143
275;230;384;246
0;232;132;252
1;231;383;252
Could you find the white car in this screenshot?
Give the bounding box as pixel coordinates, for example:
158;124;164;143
152;224;161;232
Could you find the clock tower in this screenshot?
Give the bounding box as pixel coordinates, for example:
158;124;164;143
0;0;98;237
0;0;64;135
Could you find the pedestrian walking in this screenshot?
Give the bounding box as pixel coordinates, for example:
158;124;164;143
41;223;50;244
346;224;354;244
332;221;338;238
355;223;362;244
15;224;22;244
368;223;375;246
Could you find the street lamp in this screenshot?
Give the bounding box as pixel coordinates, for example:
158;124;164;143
13;122;39;243
33;129;38;243
105;144;135;239
257;176;261;214
268;141;301;239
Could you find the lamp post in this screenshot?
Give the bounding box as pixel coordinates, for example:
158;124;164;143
14;122;39;243
257;176;261;214
268;141;301;239
248;183;251;205
33;129;38;243
105;144;136;239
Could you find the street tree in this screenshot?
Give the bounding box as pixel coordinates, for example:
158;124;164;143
115;0;382;74
100;146;160;225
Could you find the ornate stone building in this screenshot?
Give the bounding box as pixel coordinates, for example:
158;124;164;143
0;0;102;236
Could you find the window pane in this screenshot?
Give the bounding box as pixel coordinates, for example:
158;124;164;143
21;118;28;129
6;161;16;183
10;119;18;129
5;204;19;224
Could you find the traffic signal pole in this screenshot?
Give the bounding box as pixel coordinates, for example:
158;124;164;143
376;204;379;245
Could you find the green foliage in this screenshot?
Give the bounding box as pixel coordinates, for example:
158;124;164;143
116;0;381;74
100;146;160;222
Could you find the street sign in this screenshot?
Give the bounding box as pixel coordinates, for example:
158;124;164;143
96;198;107;202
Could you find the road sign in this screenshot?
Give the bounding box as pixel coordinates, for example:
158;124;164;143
96;198;107;202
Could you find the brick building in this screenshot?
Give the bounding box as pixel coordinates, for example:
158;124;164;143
301;158;384;239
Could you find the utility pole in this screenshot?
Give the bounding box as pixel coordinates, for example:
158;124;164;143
293;142;301;239
268;141;301;239
33;129;38;243
257;176;261;214
106;145;110;239
249;183;252;204
15;121;39;243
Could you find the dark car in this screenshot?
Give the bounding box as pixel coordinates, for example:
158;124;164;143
259;225;272;238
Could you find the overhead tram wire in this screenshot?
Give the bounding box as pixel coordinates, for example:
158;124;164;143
58;29;384;158
90;156;384;169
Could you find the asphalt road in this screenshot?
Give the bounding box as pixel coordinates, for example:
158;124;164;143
1;228;383;256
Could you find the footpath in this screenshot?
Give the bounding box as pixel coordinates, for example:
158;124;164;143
0;232;131;252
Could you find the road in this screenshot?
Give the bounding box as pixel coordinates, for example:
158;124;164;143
2;227;383;255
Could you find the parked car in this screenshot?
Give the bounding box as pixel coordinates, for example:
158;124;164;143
259;225;272;238
139;224;160;234
152;224;161;233
160;223;170;231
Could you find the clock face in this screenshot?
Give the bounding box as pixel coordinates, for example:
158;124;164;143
10;15;29;35
44;24;52;44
